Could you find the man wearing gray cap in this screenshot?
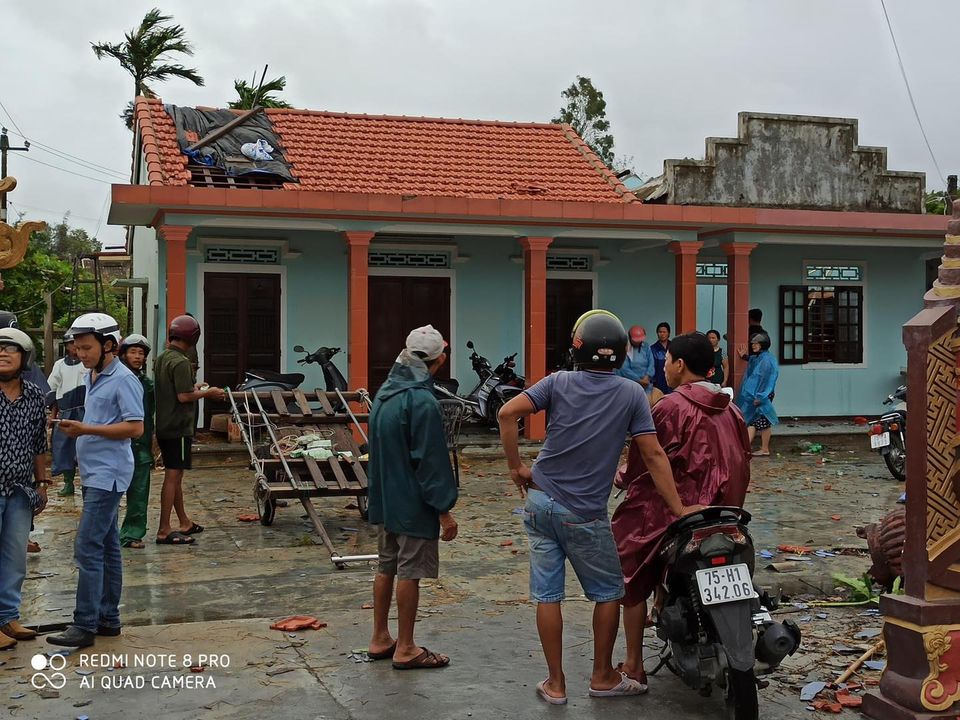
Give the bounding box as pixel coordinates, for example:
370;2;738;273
366;325;458;670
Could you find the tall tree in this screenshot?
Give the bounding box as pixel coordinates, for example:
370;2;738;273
552;76;617;168
229;75;292;109
91;8;205;130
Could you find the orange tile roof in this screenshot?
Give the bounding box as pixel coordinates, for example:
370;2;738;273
133;97;633;203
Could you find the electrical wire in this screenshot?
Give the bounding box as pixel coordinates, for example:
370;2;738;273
0;98;26;138
12;279;69;315
3;128;127;179
879;0;946;186
17;154;113;185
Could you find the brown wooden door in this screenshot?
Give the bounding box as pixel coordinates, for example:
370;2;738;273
546;278;594;374
368;275;450;397
203;273;281;422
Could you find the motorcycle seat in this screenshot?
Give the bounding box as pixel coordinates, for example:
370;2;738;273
246;369;305;386
665;506;751;539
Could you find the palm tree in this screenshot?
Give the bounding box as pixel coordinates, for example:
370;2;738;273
91;8;205;130
229;75;292;109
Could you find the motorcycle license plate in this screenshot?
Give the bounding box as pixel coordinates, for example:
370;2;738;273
695;563;756;606
870;432;891;450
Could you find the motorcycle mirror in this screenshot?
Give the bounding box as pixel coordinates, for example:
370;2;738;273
293;345;305;352
466;341;474;349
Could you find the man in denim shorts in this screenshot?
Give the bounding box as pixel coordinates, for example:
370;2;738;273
499;310;692;705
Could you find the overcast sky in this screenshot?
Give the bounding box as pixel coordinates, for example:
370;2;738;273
3;0;956;249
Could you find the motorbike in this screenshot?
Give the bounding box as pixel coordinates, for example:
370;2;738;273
651;507;801;720
434;340;525;426
866;385;907;481
238;346;347;394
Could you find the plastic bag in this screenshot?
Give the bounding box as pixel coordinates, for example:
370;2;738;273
241;138;274;161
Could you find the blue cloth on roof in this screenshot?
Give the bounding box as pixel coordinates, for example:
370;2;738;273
736;350;779;426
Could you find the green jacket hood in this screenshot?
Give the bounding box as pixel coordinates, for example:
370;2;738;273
376;350;435;400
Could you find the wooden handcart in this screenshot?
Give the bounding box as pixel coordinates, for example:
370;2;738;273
227;387;378;568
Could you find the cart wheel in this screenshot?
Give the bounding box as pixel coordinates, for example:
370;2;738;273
255;486;276;526
358;496;369;522
334;562;347;570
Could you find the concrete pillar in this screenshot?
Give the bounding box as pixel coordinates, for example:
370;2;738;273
521;236;553;441
344;231;374;392
720;241;757;391
669;241;703;334
160;225;191;322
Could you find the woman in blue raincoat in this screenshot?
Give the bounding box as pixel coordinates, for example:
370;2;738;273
736;333;779;457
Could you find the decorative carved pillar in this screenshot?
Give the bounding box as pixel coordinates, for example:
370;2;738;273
721;241;757;391
160;225;191;322
669;241;703;334
864;202;960;720
521;236;553;441
344;231;374;392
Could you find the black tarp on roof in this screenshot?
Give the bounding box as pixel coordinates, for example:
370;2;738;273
166;105;297;182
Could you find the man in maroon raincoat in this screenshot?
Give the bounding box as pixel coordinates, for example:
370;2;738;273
611;332;751;686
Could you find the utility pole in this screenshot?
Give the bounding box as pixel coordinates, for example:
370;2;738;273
0;127;30;223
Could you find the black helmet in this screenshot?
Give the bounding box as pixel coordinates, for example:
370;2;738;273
570;310;628;369
0;310;18;329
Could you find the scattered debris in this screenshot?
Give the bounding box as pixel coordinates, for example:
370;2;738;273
361;603;374;610
499;540;513;547
854;628;882;640
778;545;812;554
269;615;327;631
237;513;260;522
800;681;826;701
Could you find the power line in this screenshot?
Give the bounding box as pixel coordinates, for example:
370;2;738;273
7;200;102;224
879;0;946;186
92;193;110;239
3;128;127;179
0;98;26;137
17;154;113;185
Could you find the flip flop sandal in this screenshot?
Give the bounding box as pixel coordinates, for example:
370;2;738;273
392;647;450;670
537;680;568;705
367;642;397;660
184;523;204;535
122;540;146;549
155;532;195;546
589;672;647;697
615;663;649;685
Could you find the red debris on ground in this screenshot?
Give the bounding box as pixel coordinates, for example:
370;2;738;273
778;545;812;554
812;699;842;713
237;513;261;522
831;515;842;521
500;540;514;547
837;692;863;708
269;616;327;631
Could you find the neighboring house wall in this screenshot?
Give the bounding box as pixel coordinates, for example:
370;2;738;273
656;113;925;213
130;146;160;364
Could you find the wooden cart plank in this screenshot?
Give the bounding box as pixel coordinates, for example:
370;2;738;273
302;457;327;490
313;389;336;416
293;389;314;416
326;457;350;490
271;390;290;415
346;457;368;489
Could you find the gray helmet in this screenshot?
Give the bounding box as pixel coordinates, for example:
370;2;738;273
0;310;18;329
0;327;34;374
120;333;151;356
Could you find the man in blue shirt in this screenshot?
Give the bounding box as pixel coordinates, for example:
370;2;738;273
47;314;144;649
499;310;696;705
616;325;655;395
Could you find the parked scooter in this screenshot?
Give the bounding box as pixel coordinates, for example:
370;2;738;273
866;385;907;481
237;346;347;394
651;507;801;720
434;340;525;425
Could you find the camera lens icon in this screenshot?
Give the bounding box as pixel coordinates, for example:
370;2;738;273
30;654;47;671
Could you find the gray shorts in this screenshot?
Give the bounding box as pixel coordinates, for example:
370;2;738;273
377;527;439;580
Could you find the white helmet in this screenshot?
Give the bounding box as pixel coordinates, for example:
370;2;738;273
120;333;151;355
68;313;122;345
0;327;35;376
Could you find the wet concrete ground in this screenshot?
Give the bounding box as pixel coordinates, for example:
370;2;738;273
1;434;901;718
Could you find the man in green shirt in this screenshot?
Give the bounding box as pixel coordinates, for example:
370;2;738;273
153;315;224;546
118;335;155;549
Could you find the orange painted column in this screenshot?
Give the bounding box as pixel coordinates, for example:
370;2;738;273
521;236;553;441
160;225;192;322
344;231;374;392
721;241;757;392
669;241;703;334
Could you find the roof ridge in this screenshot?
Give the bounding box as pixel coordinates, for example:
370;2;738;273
268;107;569;129
558;124;635;202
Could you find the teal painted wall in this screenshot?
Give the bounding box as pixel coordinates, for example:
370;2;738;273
697;284;728;335
748;241;928;417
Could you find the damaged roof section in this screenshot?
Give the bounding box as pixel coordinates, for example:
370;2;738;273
637;112;926;213
133;96;634;202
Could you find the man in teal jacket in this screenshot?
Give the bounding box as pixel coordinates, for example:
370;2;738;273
367;325;458;671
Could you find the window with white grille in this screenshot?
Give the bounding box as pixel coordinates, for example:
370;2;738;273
368;251;450;268
205;247;279;264
696;262;728;281
547;254;592;271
